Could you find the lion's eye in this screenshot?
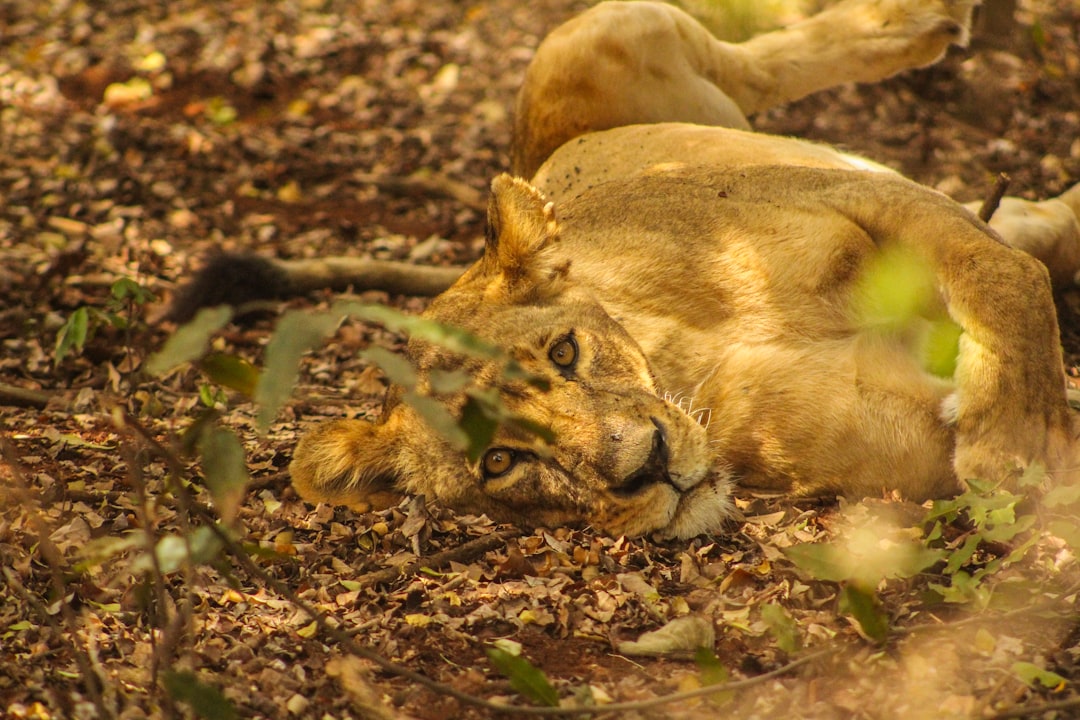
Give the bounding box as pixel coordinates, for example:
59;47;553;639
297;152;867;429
549;336;578;369
482;448;516;478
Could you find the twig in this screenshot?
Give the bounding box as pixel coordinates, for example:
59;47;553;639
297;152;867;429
121;441;179;719
353;170;487;211
354;528;520;588
979;172;1011;223
987;696;1080;720
193;510;520;714
124;413;827;715
894;576;1080;639
247;470;290;492
0;435;116;720
195;504;829;716
0;381;53;409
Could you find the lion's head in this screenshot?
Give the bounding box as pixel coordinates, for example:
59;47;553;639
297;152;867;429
289;175;733;538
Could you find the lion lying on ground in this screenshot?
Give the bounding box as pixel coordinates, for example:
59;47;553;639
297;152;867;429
179;0;1080;538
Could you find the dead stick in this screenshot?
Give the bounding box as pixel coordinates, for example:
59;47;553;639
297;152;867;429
979;172;1011;223
353;171;486;212
0;382;53;409
355;527;521;588
0;436;115;720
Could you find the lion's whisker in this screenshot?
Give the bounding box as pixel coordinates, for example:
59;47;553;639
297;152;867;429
691;407;712;429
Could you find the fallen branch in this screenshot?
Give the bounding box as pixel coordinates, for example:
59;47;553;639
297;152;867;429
988;697;1080;720
0;382;52;409
354;527;520;588
978;172;1011;223
353;170;487;212
0;436;115;720
198;506;830;716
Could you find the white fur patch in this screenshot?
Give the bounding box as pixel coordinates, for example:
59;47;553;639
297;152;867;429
939;392;960;425
659;471;735;539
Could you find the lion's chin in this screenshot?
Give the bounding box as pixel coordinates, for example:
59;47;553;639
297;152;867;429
655;471;736;540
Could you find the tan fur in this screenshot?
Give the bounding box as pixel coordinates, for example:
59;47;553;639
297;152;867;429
288;0;1080;538
511;0;976;178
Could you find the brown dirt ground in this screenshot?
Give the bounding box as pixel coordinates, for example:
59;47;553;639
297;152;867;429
2;1;1080;719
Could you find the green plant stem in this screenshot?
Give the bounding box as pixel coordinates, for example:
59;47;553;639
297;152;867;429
193;501;831;716
987;696;1080;720
0;436;116;720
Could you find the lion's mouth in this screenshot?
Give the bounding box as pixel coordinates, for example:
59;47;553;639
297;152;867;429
610;417;676;497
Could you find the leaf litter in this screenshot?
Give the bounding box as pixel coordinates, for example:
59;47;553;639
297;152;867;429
2;0;1080;718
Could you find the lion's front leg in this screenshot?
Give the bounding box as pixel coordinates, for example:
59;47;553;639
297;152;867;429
827;173;1074;488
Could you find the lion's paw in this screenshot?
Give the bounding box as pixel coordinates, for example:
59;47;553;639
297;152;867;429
832;0;978;74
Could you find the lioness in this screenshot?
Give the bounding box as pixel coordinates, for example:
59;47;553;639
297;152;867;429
179;0;1080;538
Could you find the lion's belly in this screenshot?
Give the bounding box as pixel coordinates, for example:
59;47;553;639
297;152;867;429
682;334;959;501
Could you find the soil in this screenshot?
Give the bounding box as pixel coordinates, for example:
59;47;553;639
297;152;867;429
2;1;1080;719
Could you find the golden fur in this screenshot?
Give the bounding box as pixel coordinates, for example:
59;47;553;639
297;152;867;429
287;0;1080;538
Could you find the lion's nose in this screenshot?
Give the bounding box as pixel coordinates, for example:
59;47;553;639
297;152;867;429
612;417;673;496
649;416;670;466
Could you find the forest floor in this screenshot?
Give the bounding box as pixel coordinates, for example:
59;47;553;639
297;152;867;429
3;0;1080;718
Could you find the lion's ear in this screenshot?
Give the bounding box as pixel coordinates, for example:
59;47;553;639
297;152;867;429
289;414;407;512
481;174;567;298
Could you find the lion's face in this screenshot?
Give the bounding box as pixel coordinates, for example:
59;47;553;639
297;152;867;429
395;299;730;538
290;175;734;538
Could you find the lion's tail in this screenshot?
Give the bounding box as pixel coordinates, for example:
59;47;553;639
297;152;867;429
166;253;464;323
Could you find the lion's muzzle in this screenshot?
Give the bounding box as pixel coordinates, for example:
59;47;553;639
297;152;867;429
611;417;678;496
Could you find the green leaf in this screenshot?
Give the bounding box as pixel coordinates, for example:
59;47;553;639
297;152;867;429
76;532;144;571
255;309;341;429
198;425;249;523
1048;519;1080;552
198;353;260;396
333;301;548;388
505;415;557;446
924;497;964;524
1043;483;1080;509
163;670;238;720
486;645;559;707
205;97;238;126
428;368;472;395
929;570;991;609
924;520;943;543
943;534;981;575
1017;462;1047;489
110;277;154;305
617;616;715;656
782;543;851;583
132;526;223;575
465;387;556;449
147;306;234;375
459;395;499;463
361;345;418;388
918;318;962;378
402;390;469;450
1012;661;1067;689
853;245;937;330
761;603;800;653
838;584;889;643
342;301;503;360
199;384;227;408
694;647;732;707
55;307;90;365
964;477;1001;496
980;513;1035;544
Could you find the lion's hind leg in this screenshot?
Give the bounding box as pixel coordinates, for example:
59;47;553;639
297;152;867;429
729;0;978;114
967;184;1080;288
